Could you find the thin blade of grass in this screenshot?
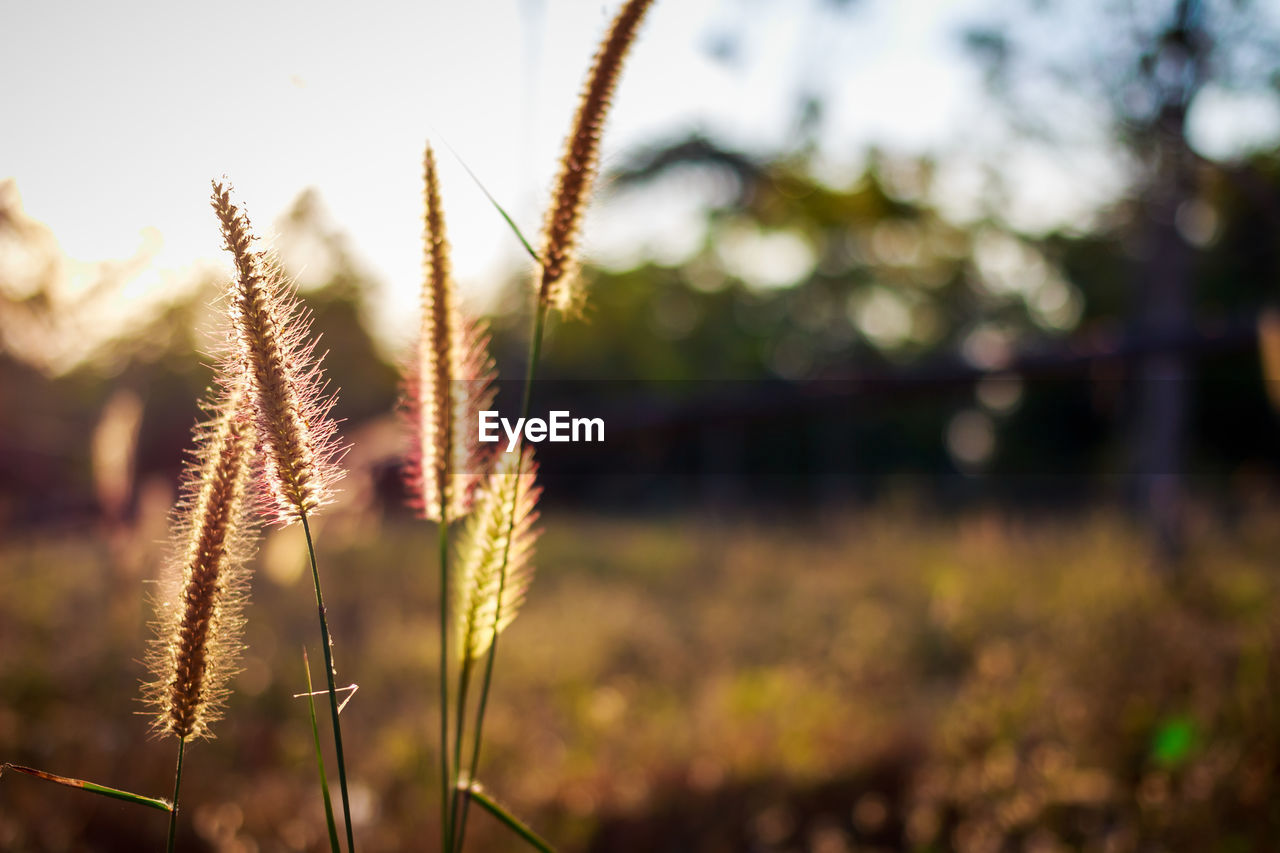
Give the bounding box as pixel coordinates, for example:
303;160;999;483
434;134;540;264
463;782;557;853
303;649;343;853
1;763;171;813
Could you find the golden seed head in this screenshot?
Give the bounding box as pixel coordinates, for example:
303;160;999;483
212;180;343;525
454;447;542;662
538;0;656;312
144;380;257;740
404;144;495;522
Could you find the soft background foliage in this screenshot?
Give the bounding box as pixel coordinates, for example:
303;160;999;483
3;512;1280;850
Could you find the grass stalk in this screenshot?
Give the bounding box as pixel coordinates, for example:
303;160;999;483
301;511;356;853
438;507;452;852
165;739;185;853
447;655;474;846
453;302;547;853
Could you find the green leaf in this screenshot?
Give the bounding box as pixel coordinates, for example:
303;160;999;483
434;135;540;264
465;781;558;853
1;763;171;813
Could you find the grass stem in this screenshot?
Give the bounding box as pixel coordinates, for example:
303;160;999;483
448;656;474;848
438;508;452;852
166;738;185;853
301;511;356;853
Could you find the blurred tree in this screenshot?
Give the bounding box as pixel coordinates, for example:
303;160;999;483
962;0;1280;559
486;141;1102;506
481;124;1280;509
567;0;1280;534
505;138;1088;383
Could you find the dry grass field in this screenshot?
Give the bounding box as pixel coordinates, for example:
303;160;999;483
3;504;1278;851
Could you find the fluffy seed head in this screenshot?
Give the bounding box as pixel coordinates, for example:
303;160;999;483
212;180;343;524
403;144;496;521
144;380;258;740
537;0;655;312
454;447;542;661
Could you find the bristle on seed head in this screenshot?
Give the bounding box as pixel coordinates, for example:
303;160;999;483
403;144;495;522
537;0;655;312
211;180;343;525
144;380;257;740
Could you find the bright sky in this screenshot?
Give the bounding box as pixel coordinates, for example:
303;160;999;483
3;0;1277;350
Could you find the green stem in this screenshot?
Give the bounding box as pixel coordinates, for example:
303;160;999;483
438;507;452;851
301;511;356;853
454;302;547;853
165;738;185;853
519;304;548;424
447;655;474;847
467;784;558;853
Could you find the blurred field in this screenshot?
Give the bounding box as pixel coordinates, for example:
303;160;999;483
2;504;1279;852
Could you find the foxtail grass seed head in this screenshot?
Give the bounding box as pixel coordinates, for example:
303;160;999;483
538;0;655;312
212;180;343;525
145;380;258;740
454;447;542;661
404;144;496;522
